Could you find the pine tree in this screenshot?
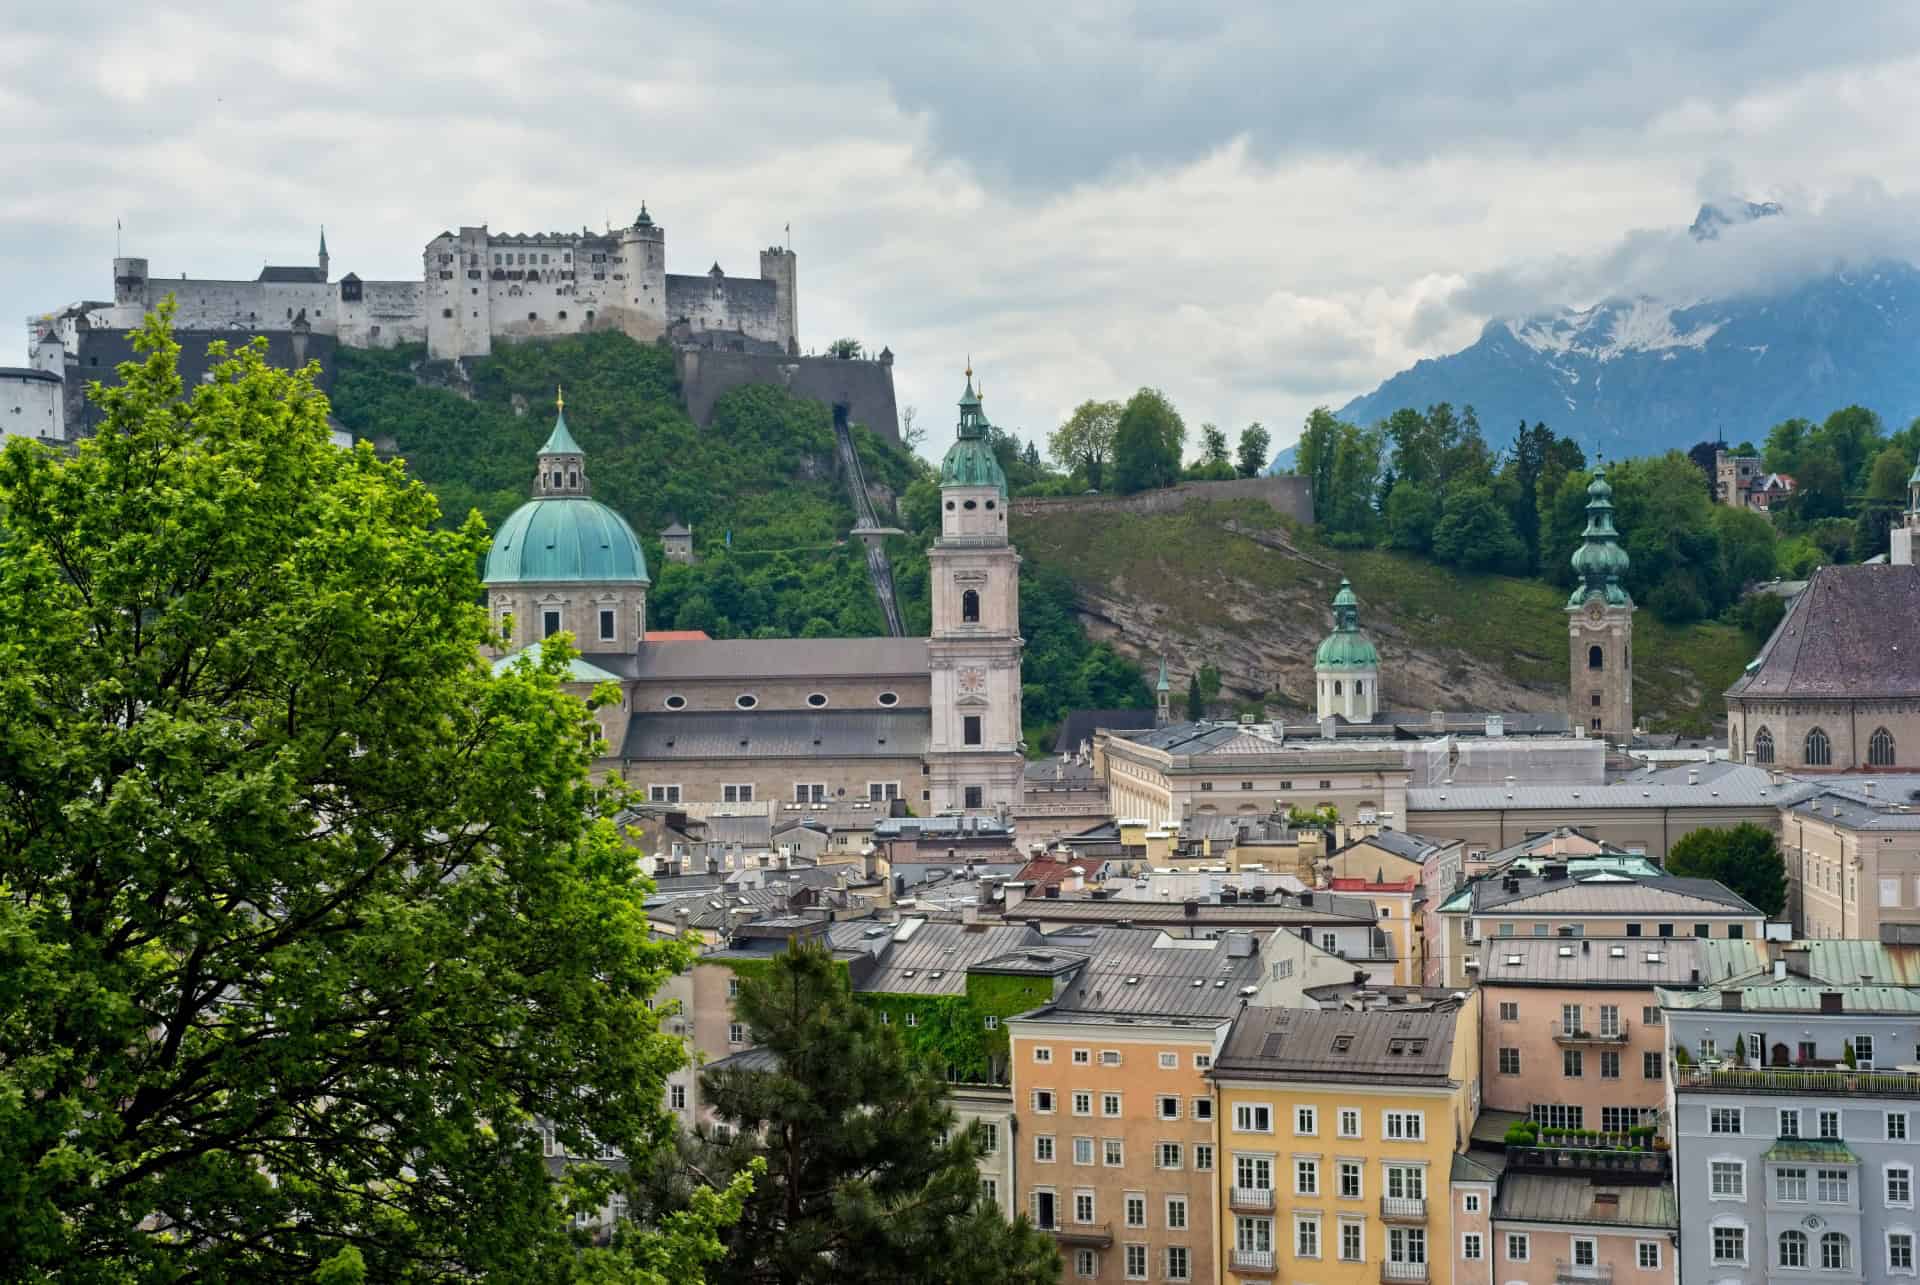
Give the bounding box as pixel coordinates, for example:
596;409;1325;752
631;943;1059;1284
1187;672;1205;722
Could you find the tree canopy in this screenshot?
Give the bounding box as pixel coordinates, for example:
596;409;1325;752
0;307;740;1280
1665;823;1787;918
1111;387;1186;494
1046;399;1121;491
1235;422;1273;478
629;944;1059;1285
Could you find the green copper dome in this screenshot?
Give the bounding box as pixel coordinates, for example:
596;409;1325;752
1567;471;1633;608
485;498;650;585
939;371;1008;496
1315;578;1379;669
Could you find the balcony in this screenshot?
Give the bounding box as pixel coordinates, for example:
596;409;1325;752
1379;1195;1428;1222
1047;1221;1112;1248
1230;1248;1276;1275
1674;1064;1920;1099
1230;1185;1274;1212
1556;1260;1613;1284
1551;1019;1630;1045
1381;1261;1430;1283
1506;1145;1668;1184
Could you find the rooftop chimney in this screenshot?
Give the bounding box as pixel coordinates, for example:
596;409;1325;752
1774;959;1787;981
1687;768;1700;786
1486;714;1504;738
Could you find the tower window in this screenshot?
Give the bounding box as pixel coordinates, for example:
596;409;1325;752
1588;645;1604;670
962;589;980;623
1591;718;1602;731
963;499;977;511
1805;726;1832;768
1334;680;1342;695
542;610;561;638
1591;693;1601;707
965;786;984;809
567;470;578;488
1870;726;1897;767
1754;726;1774;764
599;609;615;642
1354;680;1363;695
964;716;982;746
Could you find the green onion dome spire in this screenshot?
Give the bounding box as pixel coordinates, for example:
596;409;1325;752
484;395;650;586
1314;578;1379;669
938;361;1008;495
1568;470;1632;608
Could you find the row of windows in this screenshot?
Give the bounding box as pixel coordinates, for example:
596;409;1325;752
657;691;903;711
1498;1001;1663;1025
1706;1103;1896;1137
1065;1244;1190;1281
514;605;637;643
1706;1224;1914;1273
1230;1154;1426;1201
1032;1046;1212;1070
1230;1103;1423;1140
1749;723;1897;767
1229;1214;1429;1264
1498;1047;1664;1080
1709;1158;1913;1205
1498;1232;1661;1270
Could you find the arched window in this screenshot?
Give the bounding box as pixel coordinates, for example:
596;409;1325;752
1754;727;1774;765
1354;679;1364;696
961;590;980;624
1334;680;1343;696
1805;727;1832;768
1779;1231;1807;1268
567;469;578;488
1820;1233;1850;1271
1871;726;1897;768
1588;644;1604;670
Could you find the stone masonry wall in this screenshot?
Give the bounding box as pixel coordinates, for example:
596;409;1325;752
675;349;900;443
1009;474;1314;524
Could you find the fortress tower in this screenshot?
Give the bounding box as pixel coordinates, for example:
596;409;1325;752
925;369;1025;813
616;205;668;341
1567;470;1635;740
759;245;797;355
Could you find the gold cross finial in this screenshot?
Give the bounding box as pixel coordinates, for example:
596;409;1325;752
965;355;972;379
556;386;565;413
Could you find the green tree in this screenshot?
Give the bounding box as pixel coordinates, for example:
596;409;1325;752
827;337;864;359
1047;399;1122;490
1236;422;1273;477
635;944;1059;1285
1111;387;1186;494
1665;823;1787;918
1432;483;1526;572
0;307;737;1280
1198;665;1223;703
1293;407;1340;517
1384;480;1441;554
1187;672;1205;722
1199;422;1230;468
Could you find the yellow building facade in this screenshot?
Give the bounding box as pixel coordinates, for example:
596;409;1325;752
1208;1003;1481;1285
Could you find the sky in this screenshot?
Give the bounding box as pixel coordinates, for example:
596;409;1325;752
8;2;1920;462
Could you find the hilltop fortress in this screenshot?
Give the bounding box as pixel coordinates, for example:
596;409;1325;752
22;209;898;442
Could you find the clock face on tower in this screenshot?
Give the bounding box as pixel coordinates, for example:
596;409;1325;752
958;667;986;694
1585;599;1607;625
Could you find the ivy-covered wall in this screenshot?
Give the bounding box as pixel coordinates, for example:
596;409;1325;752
855;974;1054;1083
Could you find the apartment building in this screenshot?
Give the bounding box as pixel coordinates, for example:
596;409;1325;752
1662;969;1920;1285
1004;928;1270;1284
1780;775;1920;939
1490;1171;1676;1285
1207;1003;1482;1285
1477;937;1764;1133
1435;863;1766;988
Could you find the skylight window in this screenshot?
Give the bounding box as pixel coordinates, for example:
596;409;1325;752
1333;1035;1354;1053
1558;946;1574;957
1609;946;1626;958
1505;954;1523;966
1644;952;1662;963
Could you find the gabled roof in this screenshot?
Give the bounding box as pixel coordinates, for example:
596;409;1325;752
1727;563;1920;699
1034;927;1266;1020
825;919;1046;996
1472;875;1761;918
1211;1005;1461;1085
1496;1174;1676;1229
256;265;327;283
1477;936;1743;987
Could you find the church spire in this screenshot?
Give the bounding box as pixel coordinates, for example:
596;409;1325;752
533;389;588;496
1568;470;1632;606
317;226;329;279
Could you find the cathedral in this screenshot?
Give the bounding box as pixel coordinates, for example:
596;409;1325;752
486;373;1025;815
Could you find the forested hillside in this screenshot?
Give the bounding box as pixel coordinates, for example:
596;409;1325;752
326;335;1150;753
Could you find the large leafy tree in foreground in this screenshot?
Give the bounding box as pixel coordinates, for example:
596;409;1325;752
631;943;1060;1285
0;307;740;1281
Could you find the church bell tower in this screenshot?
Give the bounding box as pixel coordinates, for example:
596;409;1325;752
1567;469;1635;740
925;367;1025;814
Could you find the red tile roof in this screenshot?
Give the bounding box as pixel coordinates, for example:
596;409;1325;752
644;630;713;642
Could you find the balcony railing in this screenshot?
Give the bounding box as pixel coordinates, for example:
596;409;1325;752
1230;1185;1275;1212
1551;1019;1630;1044
1231;1248;1277;1274
1379;1195;1428;1221
1506;1145;1668;1184
1381;1261;1430;1283
1674;1064;1920;1098
1556;1260;1613;1284
1047;1221;1113;1247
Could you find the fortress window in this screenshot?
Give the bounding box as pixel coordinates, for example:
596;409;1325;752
528;312;538;321
1805;727;1832;768
442;308;453;318
1588;645;1604;670
586;310;595;322
877;691;899;707
962;590;980;623
736;694;758;710
664;695;687;710
558;311;568;320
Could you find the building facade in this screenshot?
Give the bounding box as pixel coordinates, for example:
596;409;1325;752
1782;777;1920;939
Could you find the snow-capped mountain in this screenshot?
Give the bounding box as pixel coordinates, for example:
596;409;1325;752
1331;205;1920;458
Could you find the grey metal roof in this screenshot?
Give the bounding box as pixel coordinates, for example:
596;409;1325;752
1476;936;1748;987
1348;829;1452;863
1040;926;1266;1019
0;366;60;384
1211;1005;1462;1084
1463;871;1761;917
824;920;1046;996
1003;894;1377;928
1495;1174;1677;1229
1452;1149;1505;1183
621;708;928;760
1660;982;1920;1013
1726;564;1920;700
706;1045;781;1074
256;264;327;283
627;637;929;680
1410;762;1815;812
1787;778;1920;832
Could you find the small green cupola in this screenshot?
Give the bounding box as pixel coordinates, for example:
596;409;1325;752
938;365;1008;496
1568;470;1633;608
1314;578;1380;670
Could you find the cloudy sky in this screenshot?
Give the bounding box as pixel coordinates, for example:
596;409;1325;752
8;1;1920;460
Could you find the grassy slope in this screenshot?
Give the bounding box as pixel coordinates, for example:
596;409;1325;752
1014;499;1753;735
